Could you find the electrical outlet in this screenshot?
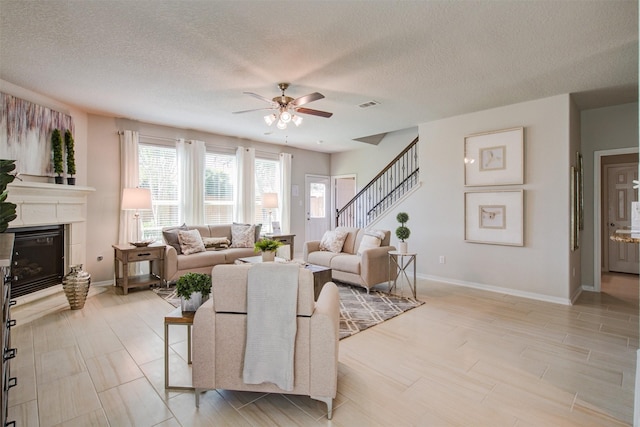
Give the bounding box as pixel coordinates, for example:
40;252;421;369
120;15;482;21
439;256;446;264
97;255;103;262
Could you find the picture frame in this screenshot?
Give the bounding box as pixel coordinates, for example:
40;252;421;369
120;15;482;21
570;166;579;251
465;190;524;246
464;127;524;186
271;221;281;235
576;152;584;230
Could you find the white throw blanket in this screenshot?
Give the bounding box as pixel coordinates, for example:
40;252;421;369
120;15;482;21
243;263;299;391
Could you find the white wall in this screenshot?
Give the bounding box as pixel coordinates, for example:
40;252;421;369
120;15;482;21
85;115;331;282
579;102;638;287
334;95;574;303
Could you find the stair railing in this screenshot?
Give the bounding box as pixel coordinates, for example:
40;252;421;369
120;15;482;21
336;137;419;228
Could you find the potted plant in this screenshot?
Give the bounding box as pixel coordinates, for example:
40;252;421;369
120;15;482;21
395;212;410;254
175;272;212;312
0;159;17;233
64;130;76;185
254;237;283;262
51;129;64;184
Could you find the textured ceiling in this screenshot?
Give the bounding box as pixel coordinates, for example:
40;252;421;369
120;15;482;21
0;1;637;153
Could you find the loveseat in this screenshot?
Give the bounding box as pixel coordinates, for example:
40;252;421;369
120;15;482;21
162;223;261;284
303;226;395;293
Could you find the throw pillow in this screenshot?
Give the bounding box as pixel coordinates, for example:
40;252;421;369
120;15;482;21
357;231;384;255
162;223;188;253
233;222;262;242
177;229;206;255
230;223;256;248
319;229;348;253
203;237;230;249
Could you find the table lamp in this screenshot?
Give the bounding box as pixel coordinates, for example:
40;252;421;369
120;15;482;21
262;192;278;234
121;187;153;243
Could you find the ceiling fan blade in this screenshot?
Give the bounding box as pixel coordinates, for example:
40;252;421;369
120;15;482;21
295;107;333;118
232;107;274;114
243;91;276;105
291;92;324;107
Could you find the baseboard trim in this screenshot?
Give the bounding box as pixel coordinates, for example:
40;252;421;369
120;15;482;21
419;274;572;306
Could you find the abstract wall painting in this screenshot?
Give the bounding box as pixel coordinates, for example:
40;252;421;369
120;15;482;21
0;92;74;176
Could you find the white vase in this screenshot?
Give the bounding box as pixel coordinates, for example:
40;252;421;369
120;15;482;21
262;251;276;262
181;291;208;312
398;241;408;254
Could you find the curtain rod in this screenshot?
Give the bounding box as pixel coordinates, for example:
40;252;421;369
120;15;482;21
116;131;292;157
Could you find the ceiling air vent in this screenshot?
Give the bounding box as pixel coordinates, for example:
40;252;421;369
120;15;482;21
358;100;380;108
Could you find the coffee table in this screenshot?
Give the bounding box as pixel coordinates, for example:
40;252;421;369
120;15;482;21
236;257;332;300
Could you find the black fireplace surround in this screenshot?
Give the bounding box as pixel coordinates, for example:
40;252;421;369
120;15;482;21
7;225;64;298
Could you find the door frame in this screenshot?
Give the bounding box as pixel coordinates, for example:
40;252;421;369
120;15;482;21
593;147;639;292
331;174;357;227
304;174;331;242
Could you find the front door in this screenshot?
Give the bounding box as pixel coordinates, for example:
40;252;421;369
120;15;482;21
305;175;331;242
607;163;639;274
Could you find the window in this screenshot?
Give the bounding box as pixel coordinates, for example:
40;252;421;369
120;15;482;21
204;151;236;224
138;143;178;241
254;157;280;228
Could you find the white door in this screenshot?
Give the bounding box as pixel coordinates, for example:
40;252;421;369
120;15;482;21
305;175;331;242
607;164;639;274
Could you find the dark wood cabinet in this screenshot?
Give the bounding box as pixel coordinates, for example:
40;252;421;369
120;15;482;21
1;233;16;427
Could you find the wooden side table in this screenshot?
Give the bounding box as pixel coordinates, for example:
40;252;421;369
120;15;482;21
112;244;165;295
264;233;295;260
164;307;194;390
388;251;417;299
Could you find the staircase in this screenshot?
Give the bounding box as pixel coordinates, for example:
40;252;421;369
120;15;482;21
336;137;419;228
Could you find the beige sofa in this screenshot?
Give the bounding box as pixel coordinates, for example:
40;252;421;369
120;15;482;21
303;226;394;293
162;224;260;283
192;264;340;419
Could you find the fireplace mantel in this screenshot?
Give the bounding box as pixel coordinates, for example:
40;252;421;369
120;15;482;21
7;181;95;226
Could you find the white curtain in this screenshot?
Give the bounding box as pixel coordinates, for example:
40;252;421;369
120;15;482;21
118;130;139;244
177;139;205;225
235;146;255;223
279;152;292;234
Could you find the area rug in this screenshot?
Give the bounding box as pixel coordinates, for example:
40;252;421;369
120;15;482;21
154;282;423;340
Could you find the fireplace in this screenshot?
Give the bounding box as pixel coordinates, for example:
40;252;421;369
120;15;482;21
9;225;65;298
5;180;94;302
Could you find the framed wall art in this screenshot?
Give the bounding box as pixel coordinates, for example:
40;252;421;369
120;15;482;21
464;127;524;186
465;190;524;246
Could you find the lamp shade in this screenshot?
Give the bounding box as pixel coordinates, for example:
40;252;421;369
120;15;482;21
121;188;153;211
262;192;279;209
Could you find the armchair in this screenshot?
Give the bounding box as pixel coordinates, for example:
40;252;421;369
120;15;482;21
192;263;340;419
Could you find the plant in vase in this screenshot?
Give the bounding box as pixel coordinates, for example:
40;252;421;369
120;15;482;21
175;272;212;312
254;237;283;262
64;130;76;185
395;212;410;254
0;159;17;233
51;129;64;184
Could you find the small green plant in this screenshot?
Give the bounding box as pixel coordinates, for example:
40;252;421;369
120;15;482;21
395;212;410;242
64;130;76;176
51;129;63;177
175;272;212;300
0;159;17;233
254;238;283;253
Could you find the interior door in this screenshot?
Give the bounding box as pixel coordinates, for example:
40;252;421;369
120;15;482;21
607;163;639;274
305;175;331;242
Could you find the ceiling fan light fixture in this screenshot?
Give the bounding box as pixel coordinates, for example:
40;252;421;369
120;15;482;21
292;115;303;127
264;114;276;126
276;120;287;130
280;110;292;123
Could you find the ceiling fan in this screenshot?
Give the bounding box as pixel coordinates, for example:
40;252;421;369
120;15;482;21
233;83;333;130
